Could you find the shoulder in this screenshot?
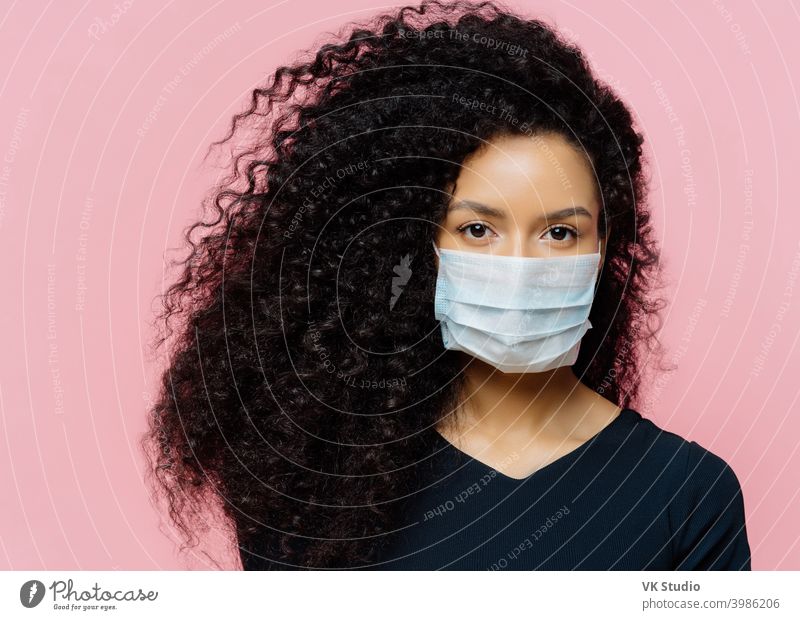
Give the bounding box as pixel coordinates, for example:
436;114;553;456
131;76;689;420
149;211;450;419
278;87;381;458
620;410;745;500
683;437;744;492
608;408;695;472
627;411;743;488
674;439;751;569
676;436;748;530
624;411;751;569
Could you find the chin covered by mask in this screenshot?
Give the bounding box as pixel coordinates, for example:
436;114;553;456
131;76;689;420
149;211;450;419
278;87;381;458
432;240;602;373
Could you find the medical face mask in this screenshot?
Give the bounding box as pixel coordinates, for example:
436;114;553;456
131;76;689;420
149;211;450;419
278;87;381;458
432;240;602;373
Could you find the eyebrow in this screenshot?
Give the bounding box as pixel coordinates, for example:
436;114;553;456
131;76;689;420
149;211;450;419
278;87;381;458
448;199;593;221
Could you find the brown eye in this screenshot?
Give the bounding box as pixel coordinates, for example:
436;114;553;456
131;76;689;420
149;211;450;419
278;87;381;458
457;222;495;240
466;224;487;238
544;225;579;242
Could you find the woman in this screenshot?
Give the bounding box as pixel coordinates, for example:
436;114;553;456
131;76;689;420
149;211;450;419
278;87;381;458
142;0;751;570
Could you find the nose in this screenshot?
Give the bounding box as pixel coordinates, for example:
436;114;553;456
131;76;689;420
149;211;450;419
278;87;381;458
493;234;547;258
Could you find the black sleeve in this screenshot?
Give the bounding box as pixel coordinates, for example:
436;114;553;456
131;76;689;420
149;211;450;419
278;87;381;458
672;440;752;570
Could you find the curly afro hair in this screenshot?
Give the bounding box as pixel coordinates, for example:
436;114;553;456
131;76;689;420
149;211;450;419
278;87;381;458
141;0;670;570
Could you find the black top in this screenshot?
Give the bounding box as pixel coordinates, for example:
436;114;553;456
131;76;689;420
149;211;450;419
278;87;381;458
371;408;751;570
240;408;752;570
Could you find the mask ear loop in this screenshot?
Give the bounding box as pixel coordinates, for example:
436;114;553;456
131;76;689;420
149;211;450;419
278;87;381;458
592;237;604;296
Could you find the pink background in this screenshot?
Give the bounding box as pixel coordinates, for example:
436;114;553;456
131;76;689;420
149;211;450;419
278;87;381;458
1;0;799;570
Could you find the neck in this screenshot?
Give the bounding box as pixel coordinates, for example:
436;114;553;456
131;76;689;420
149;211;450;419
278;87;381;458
448;354;584;435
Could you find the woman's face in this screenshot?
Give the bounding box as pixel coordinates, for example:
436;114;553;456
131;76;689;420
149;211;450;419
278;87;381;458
436;132;608;260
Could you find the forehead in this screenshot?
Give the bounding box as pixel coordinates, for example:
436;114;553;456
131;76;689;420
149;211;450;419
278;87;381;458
450;132;600;212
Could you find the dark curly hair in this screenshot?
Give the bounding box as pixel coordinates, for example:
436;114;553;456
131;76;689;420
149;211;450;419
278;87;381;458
141;0;670;570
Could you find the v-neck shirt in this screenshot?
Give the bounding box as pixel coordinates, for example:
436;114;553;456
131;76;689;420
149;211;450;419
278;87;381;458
368;408;752;570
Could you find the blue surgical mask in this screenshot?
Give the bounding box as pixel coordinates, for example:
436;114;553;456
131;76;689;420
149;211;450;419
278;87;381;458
432;240;603;373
